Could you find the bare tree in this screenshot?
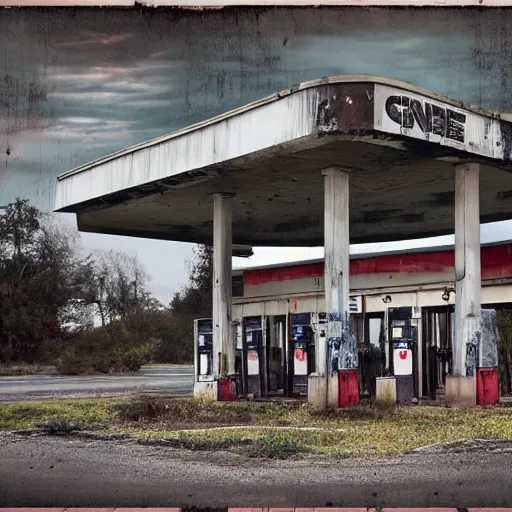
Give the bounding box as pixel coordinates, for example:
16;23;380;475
87;250;151;325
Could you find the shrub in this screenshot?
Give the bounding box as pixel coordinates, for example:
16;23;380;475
123;347;146;372
53;321;160;376
115;396;256;426
122;340;157;371
55;347;92;375
117;396;172;422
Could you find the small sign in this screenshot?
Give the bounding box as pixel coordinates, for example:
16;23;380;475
247;349;259;376
236;325;243;350
393;348;413;376
349;295;363;314
294;348;308;375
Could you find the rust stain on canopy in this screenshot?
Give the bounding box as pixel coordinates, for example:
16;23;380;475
54;75;512;247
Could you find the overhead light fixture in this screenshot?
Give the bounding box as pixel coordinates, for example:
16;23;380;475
233;245;253;258
442;287;455;302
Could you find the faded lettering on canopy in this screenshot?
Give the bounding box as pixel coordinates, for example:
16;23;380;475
373;83;503;160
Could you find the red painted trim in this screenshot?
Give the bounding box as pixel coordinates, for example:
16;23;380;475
482;245;512;280
243;245;512;285
244;263;324;285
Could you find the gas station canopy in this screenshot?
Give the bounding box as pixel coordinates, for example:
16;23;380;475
55;76;512;246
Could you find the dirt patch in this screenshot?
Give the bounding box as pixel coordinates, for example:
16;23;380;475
409;438;512;454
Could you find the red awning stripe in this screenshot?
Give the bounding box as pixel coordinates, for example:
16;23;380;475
243;245;512;285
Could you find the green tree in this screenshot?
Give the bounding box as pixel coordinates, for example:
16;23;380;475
0;198;40;258
0;200;93;362
0;197;207;368
164;245;213;363
0;199;157;364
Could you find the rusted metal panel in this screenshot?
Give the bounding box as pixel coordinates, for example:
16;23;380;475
316;83;374;135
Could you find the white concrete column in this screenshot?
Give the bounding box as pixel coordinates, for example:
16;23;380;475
309;168;354;408
323;168;354;373
212;193;234;378
446;163;480;407
453;163;481;377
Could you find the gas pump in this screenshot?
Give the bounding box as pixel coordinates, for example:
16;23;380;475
193;318;214;397
194;318;213;381
243;317;264;397
389;309;417;404
291;313;314;396
315;313;328;371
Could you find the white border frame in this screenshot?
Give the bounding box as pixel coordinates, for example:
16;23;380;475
1;0;511;7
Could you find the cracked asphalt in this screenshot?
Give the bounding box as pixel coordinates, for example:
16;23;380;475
0;432;511;508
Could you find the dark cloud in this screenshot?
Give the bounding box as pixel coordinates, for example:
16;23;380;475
1;7;512;296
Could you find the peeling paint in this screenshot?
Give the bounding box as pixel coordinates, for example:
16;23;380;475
328;312;357;372
316;98;339;134
465;337;479;377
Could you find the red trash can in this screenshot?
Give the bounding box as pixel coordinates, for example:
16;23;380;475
218;378;236;402
338;369;360;407
476;368;499;406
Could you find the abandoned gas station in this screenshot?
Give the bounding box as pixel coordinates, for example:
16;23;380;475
228;241;512;405
55;76;512;408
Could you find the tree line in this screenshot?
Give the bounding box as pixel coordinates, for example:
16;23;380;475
0;198;212;373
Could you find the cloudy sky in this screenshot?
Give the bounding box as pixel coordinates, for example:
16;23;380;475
1;7;511;304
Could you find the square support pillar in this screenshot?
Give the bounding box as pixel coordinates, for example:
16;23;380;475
446;163;480;407
212;193;234;381
309;167;358;408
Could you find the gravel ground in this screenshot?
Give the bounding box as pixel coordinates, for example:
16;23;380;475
1;431;512;508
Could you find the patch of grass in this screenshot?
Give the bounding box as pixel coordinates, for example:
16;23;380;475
0;398;117;430
122;398;512;457
3;396;512;458
139;429;303;459
248;434;303;459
